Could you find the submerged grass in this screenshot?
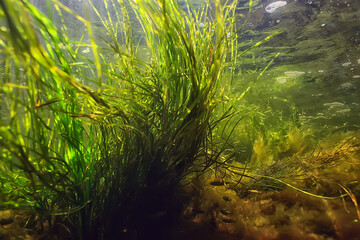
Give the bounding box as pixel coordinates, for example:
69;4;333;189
0;0;271;238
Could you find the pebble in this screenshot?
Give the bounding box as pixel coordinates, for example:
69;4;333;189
323;102;345;109
265;1;287;13
276;77;287;83
338;82;356;92
336;109;351;114
0;210;13;225
284;71;305;77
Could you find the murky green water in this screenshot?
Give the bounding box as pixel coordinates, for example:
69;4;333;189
234;0;360;136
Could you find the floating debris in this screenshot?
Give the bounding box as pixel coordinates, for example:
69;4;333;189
82;47;90;53
265;1;287;13
353;75;360;78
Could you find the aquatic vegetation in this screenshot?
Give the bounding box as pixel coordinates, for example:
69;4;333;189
180;131;360;239
0;0;266;238
249;135;275;170
1;0;358;239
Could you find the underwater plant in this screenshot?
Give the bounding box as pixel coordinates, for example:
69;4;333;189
2;0;359;239
0;0;272;238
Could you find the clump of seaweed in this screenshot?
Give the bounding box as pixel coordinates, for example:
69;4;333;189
180;130;360;239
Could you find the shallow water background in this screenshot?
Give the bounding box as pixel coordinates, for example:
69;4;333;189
234;0;360;136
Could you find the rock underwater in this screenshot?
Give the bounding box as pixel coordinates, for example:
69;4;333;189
265;1;287;13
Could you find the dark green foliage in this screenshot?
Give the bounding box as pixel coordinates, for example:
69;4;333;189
0;0;249;238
